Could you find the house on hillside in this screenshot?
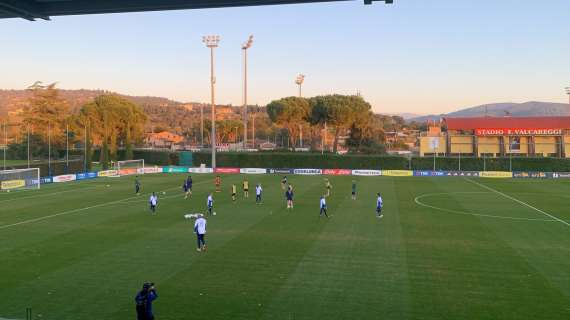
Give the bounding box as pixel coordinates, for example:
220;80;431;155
146;131;184;148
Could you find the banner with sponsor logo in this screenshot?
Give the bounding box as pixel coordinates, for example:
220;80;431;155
53;174;77;183
142;167;162;174
40;177;53;184
322;169;352;176
1;179;26;190
476;128;563;136
189;167;214;174
382;170;413;177
444;171;479;177
553;172;570;178
214;167;240;174
479;171;513;178
240;168;267;174
162;166;190;173
513;172;551;179
98;170;118;177
413;171;446;177
268;169;293;174
76;172;98;180
351;169;381;176
118;168;138;176
293;169;322;175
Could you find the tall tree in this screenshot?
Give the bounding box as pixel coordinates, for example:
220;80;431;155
266;97;310;148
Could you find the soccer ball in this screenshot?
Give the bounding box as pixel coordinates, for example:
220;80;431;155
6;190;10;193
213;212;217;216
162;191;166;195
106;185;110;187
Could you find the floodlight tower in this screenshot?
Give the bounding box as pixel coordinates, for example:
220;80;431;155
566;87;570;105
242;35;254;148
295;74;305;97
203;35;220;169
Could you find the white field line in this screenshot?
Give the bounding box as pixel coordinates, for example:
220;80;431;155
414;192;556;222
465;178;570;227
0;186;97;204
0;180;209;230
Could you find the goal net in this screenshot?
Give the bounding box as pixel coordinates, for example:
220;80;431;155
114;159;145;176
0;168;40;191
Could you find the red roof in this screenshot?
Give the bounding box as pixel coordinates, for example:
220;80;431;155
444;116;570;130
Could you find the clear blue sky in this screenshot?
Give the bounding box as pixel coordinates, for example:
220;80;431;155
1;0;569;114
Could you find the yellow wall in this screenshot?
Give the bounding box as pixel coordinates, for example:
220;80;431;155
477;136;500;156
449;136;473;154
564;136;570;158
419;136;447;156
534;136;558;156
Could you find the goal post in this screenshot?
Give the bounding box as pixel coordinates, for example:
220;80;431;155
0;168;40;191
114;159;145;176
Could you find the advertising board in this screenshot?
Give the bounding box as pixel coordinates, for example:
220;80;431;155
189;167;214;174
214;167;240;174
268;169;293;174
76;172;98;180
293;169;322;175
322;169;352;176
479;171;513;178
98;170;118;177
382;170;413;177
413;171;446;177
240;168;267;174
53;174;77;183
162;166;190;173
1;179;26;190
351;169;381;176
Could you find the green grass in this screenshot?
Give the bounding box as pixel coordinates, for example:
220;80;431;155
1;174;569;319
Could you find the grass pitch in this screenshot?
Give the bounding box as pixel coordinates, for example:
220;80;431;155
1;174;569;319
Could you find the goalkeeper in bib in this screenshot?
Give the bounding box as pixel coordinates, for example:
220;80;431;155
135;176;141;195
376;193;383;218
285;185;294;209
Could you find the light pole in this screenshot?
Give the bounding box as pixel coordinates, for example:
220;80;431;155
296;74;305;149
203;35;220;169
295;74;305;98
242;35;253;148
566;87;570;105
200;105;204;147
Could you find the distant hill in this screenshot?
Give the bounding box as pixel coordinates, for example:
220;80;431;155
409;101;570;123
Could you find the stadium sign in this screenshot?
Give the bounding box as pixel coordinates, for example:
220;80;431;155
189;167;214;174
268;169;293;174
553;172;570;178
479;171;512;178
162;166;189;173
76;172;98;180
40;177;53;184
142;167;162;174
98;170;118;177
214;167;240;174
1;179;26;190
513;172;551;179
413;171;446;177
293;169;322;175
475;128;563;136
322;169;352;176
351;169;381;176
382;170;413;177
53;174;77;183
444;171;479;177
240;168;266;174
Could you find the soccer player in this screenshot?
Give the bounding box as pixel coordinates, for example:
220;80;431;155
255;184;263;204
376;193;383;218
281;176;287;190
243;178;249;198
231;184;237;202
206;193;214;216
351;180;357;200
149;192;158;215
135;176;141;195
319;195;329;218
215;175;222;193
184;175;193;199
285;185;294;209
325;179;332;197
194;214;207;252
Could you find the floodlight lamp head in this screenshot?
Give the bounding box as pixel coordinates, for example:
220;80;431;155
203;35;220;47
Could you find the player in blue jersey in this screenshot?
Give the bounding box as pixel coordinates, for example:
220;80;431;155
376;193;383;218
206;193;214;216
285;185;294;209
319;195;329;218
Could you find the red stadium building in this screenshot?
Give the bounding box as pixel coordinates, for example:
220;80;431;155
419;116;570;157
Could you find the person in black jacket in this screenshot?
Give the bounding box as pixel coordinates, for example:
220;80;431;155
135;282;158;320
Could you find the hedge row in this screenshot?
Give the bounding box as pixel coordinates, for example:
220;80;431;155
10;160;85;176
79;149;570;172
